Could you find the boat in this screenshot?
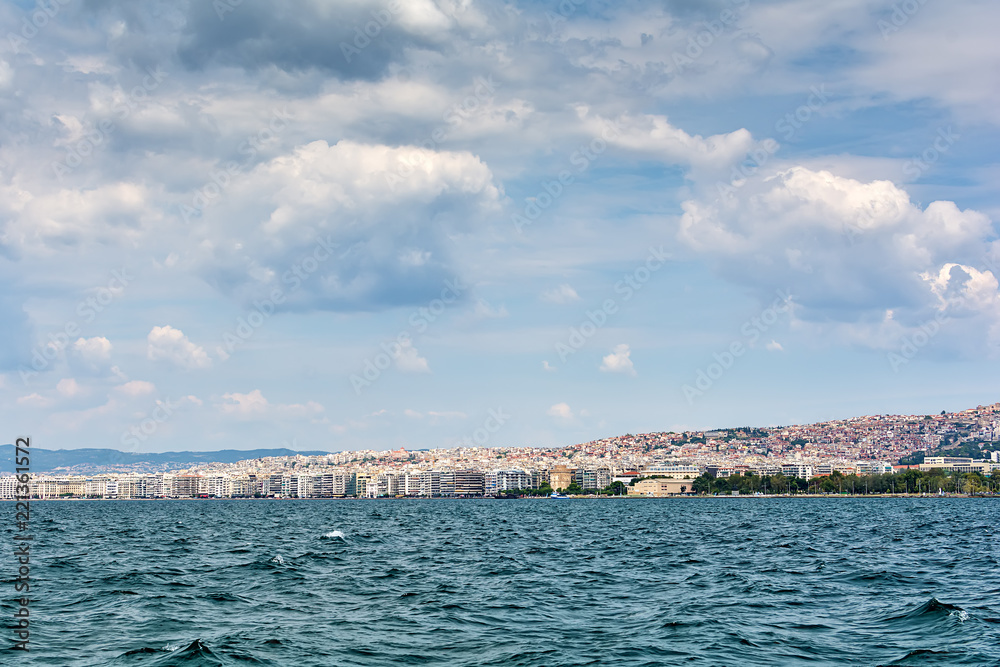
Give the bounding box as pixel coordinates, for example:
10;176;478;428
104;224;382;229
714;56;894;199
550;491;569;499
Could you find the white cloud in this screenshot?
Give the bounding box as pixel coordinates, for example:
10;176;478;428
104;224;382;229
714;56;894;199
404;408;423;419
189;139;502;312
17;393;52;408
56;378;84;397
72;337;112;371
600;344;636;375
147;326;212;369
219;390;270;416
766;340;784;352
541;284;581;304
218;389;324;420
542;360;557;372
428;410;466;420
474;298;509;319
115;380;157;397
394;339;430;373
678;165;999;354
586;109;758;178
547;402;574;419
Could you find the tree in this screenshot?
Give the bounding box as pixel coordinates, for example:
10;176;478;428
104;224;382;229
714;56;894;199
605;481;627;496
566;481;582;494
692;475;712;495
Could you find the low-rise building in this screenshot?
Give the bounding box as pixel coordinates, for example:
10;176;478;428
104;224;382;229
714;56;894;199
628;478;694;497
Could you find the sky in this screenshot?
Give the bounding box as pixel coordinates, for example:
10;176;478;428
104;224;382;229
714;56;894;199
1;0;998;454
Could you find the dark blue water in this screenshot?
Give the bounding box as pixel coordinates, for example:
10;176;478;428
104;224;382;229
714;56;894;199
3;498;1000;666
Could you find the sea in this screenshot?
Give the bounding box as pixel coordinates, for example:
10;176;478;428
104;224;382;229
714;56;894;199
3;498;1000;666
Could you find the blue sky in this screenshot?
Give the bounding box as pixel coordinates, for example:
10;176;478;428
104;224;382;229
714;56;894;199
1;0;998;453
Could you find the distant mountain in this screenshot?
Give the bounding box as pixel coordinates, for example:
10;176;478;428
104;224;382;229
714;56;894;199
0;446;332;474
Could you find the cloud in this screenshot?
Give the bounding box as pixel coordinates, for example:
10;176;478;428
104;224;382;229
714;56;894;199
427;410;466;420
678;165;1000;354
585;109;759;181
541;284;581;304
474;298;508;319
542;360;557;372
56;378;84;398
600;344;636;375
547;402;573;419
766;340;784;352
394;339;430;373
174;0;455;81
71;336;113;372
115;380;157;397
147;326;212;369
404;408;423;419
191;139;501;313
218;389;323;420
17;393;52;408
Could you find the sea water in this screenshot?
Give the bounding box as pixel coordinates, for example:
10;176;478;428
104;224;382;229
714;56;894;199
5;498;1000;665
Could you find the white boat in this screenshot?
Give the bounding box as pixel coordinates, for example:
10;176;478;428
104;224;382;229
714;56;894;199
550;491;569;498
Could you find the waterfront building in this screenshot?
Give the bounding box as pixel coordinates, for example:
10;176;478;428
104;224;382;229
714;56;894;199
550;464;575;491
780;464;813;480
171;475;201;498
628;478;694;496
641;465;699;479
454;470;485;496
575;468;612;490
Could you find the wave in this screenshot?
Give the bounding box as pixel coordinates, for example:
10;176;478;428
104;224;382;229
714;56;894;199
321;530;345;539
106;638;269;666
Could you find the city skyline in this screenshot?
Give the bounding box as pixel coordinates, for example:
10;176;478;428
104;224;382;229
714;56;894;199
2;0;999;453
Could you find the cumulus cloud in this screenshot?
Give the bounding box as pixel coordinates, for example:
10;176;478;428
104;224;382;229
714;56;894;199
547;402;573;419
474;298;508;319
56;378;84;398
600;343;637;375
678;165;1000;354
147;326;212;369
17;393;52;408
541;284;581;304
590;110;757;178
115;380;157;397
69;336;113;373
394;339;430;373
191;139;501;313
218;389;323;420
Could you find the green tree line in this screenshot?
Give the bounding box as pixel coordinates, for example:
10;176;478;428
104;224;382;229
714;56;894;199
690;468;999;495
